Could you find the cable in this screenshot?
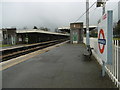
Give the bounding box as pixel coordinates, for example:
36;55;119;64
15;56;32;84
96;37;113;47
74;1;97;23
89;7;97;16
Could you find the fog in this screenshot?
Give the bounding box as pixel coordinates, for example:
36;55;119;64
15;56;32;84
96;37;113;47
1;0;119;31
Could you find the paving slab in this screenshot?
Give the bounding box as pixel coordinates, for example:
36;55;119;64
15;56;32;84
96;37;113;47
2;43;116;88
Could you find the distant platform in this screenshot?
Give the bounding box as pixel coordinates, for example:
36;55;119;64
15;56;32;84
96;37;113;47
1;44;28;51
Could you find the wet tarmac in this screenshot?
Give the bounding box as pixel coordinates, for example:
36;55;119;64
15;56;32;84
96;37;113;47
2;43;116;88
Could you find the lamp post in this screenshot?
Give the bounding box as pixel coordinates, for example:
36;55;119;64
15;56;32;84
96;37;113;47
86;0;90;48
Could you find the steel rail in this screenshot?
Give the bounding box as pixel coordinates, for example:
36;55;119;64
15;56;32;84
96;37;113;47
0;39;68;61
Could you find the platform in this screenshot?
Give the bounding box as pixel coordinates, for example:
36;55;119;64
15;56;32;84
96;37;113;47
2;43;116;88
1;44;26;51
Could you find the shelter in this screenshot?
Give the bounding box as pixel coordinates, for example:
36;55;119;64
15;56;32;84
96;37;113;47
70;22;83;44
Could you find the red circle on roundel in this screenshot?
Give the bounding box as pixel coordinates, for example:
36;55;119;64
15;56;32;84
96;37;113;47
98;29;105;54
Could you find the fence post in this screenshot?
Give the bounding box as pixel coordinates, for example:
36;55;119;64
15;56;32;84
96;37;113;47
102;61;106;77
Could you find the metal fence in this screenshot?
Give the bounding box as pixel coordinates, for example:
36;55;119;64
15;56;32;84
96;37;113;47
83;38;120;87
105;40;120;87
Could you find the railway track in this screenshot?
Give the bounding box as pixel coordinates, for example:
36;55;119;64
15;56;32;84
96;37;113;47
0;39;68;61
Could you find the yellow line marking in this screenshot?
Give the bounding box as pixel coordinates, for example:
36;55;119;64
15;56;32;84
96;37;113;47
1;50;45;70
0;41;69;71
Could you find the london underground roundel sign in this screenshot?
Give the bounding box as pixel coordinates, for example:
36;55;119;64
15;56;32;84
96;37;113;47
98;29;106;54
97;10;113;64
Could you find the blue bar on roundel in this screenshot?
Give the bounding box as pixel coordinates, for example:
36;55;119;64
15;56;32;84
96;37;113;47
98;39;106;45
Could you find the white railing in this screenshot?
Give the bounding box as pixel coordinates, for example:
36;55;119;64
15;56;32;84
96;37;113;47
108;40;119;87
83;37;120;87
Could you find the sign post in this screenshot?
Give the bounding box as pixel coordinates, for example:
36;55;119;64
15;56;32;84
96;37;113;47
98;10;113;76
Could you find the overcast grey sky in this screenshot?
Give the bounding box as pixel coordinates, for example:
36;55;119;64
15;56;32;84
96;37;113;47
1;0;120;31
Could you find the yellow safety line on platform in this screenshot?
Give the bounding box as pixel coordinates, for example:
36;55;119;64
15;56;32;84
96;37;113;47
0;40;69;71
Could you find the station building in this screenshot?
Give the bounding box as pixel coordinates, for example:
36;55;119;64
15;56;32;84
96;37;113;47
16;29;69;44
1;28;70;45
1;28;17;45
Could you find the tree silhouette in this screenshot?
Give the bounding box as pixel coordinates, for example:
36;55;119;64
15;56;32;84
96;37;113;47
33;26;38;29
114;20;120;38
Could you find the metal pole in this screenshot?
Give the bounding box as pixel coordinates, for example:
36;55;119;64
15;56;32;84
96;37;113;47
102;1;106;77
86;0;90;47
102;61;105;77
102;4;105;77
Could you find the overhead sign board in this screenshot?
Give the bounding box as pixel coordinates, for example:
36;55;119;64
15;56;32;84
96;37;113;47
98;10;113;64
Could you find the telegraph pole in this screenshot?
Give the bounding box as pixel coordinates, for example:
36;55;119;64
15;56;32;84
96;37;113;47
86;0;90;48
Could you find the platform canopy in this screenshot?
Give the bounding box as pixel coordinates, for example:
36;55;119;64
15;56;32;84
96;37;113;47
17;29;70;36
